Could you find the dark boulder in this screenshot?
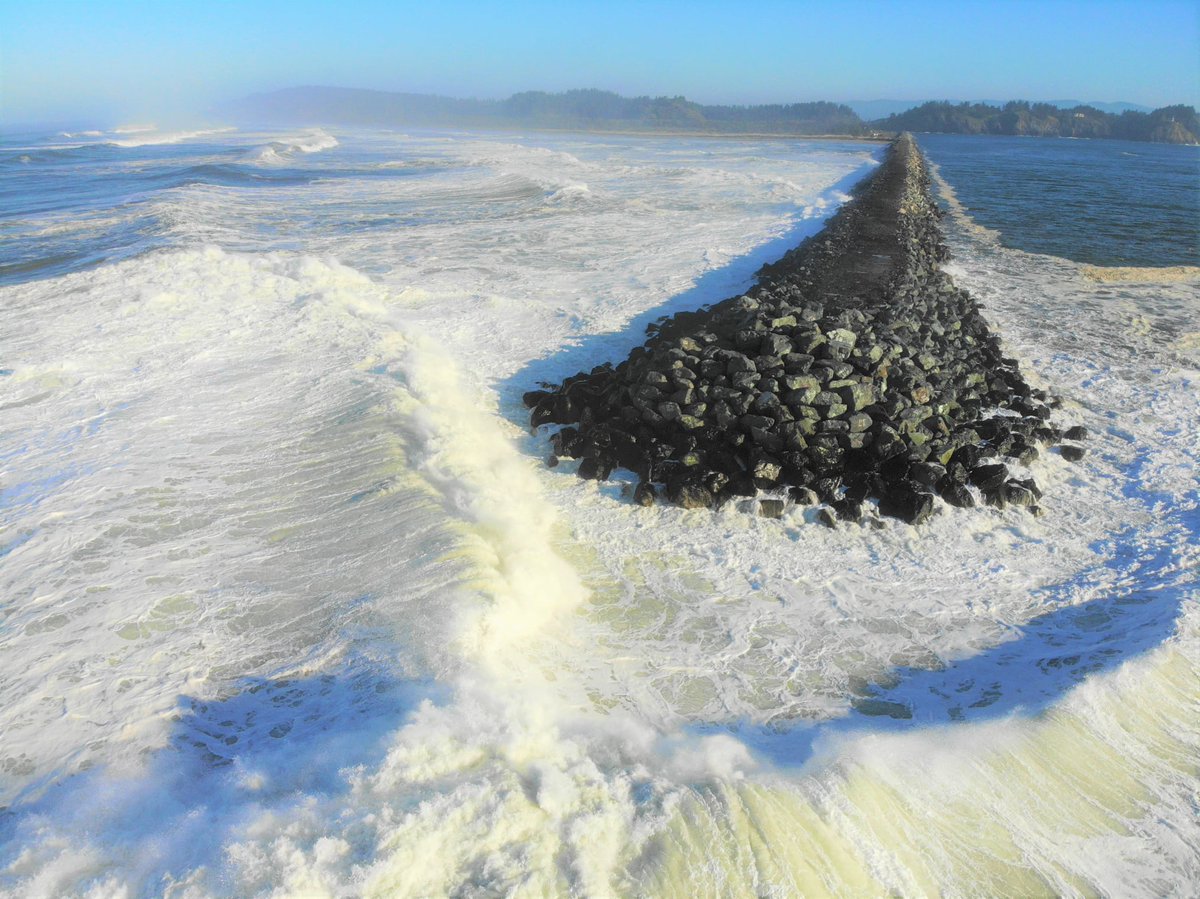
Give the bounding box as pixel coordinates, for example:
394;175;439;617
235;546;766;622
633;481;657;507
666;481;714;509
879;481;936;525
939;479;976;508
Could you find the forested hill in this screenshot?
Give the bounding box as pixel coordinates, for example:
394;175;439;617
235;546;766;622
228;87;865;135
227;87;1199;144
872;101;1199;144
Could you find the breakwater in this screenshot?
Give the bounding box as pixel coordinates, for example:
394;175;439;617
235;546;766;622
525;134;1086;523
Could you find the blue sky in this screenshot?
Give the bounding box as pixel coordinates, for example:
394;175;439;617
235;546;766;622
2;0;1197;124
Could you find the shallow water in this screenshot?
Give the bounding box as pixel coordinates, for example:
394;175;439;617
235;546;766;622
1;125;1197;896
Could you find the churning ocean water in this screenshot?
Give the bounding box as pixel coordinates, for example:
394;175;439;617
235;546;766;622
0;124;1197;896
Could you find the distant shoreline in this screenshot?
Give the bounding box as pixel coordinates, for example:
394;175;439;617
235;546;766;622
419;124;894;143
275;120;1200;148
228;86;1200;145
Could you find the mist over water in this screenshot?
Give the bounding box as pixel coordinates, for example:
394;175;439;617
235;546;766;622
1;125;1197;895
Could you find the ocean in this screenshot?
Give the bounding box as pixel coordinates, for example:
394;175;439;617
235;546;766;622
1;125;1197;896
916;133;1200;268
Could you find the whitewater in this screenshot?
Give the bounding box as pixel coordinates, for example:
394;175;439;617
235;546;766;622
0;126;1196;896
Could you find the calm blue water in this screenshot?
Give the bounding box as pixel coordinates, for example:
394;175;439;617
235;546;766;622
917;133;1200;267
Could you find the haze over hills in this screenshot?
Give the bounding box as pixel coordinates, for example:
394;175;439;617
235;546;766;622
225;86;865;136
226;86;1199;144
845;99;1152;120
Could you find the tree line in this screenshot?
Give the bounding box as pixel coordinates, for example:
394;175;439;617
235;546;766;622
875;100;1199;144
232;88;1200;144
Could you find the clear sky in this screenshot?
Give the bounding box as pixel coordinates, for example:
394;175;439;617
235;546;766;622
2;0;1197;125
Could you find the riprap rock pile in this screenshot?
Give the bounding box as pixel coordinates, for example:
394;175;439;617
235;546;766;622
525;134;1086;524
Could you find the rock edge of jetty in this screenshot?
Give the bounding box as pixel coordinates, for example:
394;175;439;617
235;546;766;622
524;134;1087;525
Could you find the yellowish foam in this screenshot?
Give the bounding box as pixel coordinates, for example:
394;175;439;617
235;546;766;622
1081;265;1200;283
627;626;1200;896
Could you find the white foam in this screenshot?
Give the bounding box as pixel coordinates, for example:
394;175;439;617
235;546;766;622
2;130;1195;895
250;128;339;164
544;182;591;203
107;126;236;147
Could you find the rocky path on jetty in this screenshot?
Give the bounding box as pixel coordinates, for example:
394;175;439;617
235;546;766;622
524;134;1087;525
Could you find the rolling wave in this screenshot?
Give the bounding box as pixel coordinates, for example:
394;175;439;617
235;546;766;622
105;126;236;148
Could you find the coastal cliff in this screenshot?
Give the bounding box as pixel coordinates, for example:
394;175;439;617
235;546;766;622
525;134;1086;525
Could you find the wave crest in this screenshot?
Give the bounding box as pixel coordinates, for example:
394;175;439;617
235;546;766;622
106;126;236;148
251;129;339;164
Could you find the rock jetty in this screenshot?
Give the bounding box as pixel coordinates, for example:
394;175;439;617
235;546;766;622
524;134;1086;524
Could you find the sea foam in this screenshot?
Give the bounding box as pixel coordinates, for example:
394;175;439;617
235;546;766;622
1;129;1196;896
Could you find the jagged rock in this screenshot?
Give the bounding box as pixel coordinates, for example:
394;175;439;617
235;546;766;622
880;483;936;525
969;463;1008;491
939;480;975;508
1013;476;1042;499
752;459;783;486
1002;482;1037;507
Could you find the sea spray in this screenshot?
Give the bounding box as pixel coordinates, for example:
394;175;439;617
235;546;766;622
1;127;1196;895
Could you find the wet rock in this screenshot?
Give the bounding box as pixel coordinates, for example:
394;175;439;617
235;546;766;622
968;463;1008;491
1002;482;1037;507
1012;476;1042;499
939;479;975;508
758;498;786;519
833;498;863;522
523;389;552;409
790;486;820;505
879;482;936;525
578;457;612;481
1058;444;1086;462
666;481;713;509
